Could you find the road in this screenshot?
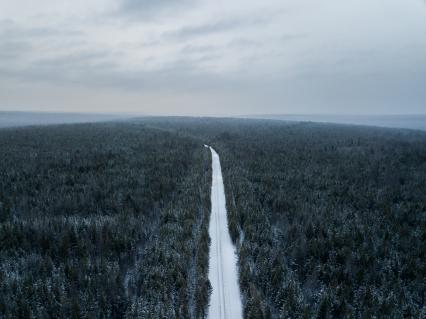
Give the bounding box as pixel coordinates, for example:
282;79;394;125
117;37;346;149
207;146;243;319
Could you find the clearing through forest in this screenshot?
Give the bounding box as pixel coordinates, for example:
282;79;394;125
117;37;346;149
206;146;243;319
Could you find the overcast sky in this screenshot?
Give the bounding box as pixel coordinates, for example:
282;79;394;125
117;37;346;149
0;0;425;115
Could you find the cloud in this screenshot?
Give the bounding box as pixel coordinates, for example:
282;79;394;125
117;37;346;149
0;43;228;93
165;14;274;40
168;19;244;38
0;40;31;60
180;44;219;54
1;0;426;115
0;19;85;63
0;19;82;39
117;0;196;20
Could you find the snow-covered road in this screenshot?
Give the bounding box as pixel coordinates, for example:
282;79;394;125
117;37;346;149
207;146;243;319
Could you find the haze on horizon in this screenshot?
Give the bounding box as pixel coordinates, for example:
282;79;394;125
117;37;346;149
0;0;425;116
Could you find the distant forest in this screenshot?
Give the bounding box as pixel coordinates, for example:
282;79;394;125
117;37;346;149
1;118;425;318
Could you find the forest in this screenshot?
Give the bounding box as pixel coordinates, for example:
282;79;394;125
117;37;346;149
0;122;212;318
1;118;425;318
215;121;425;318
142;117;426;318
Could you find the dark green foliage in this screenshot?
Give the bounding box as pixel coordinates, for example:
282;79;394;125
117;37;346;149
140;117;426;318
213;121;426;318
0;122;211;318
2;117;425;318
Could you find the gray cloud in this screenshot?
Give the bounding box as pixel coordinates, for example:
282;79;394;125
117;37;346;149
168;20;244;38
0;19;82;39
0;46;229;93
1;0;426;115
181;44;219;54
280;33;307;42
117;0;196;20
34;51;118;69
0;19;85;64
166;15;273;40
0;40;31;60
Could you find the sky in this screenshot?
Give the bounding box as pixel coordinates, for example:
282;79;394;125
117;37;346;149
0;0;425;116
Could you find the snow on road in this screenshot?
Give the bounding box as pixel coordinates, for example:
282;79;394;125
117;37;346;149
207;146;243;319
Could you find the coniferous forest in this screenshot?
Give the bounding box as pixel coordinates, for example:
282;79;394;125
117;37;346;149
214;121;426;318
1;118;425;318
0;123;212;318
139;118;426;318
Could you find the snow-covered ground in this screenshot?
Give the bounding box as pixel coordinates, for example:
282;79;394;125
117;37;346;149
207;146;243;319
